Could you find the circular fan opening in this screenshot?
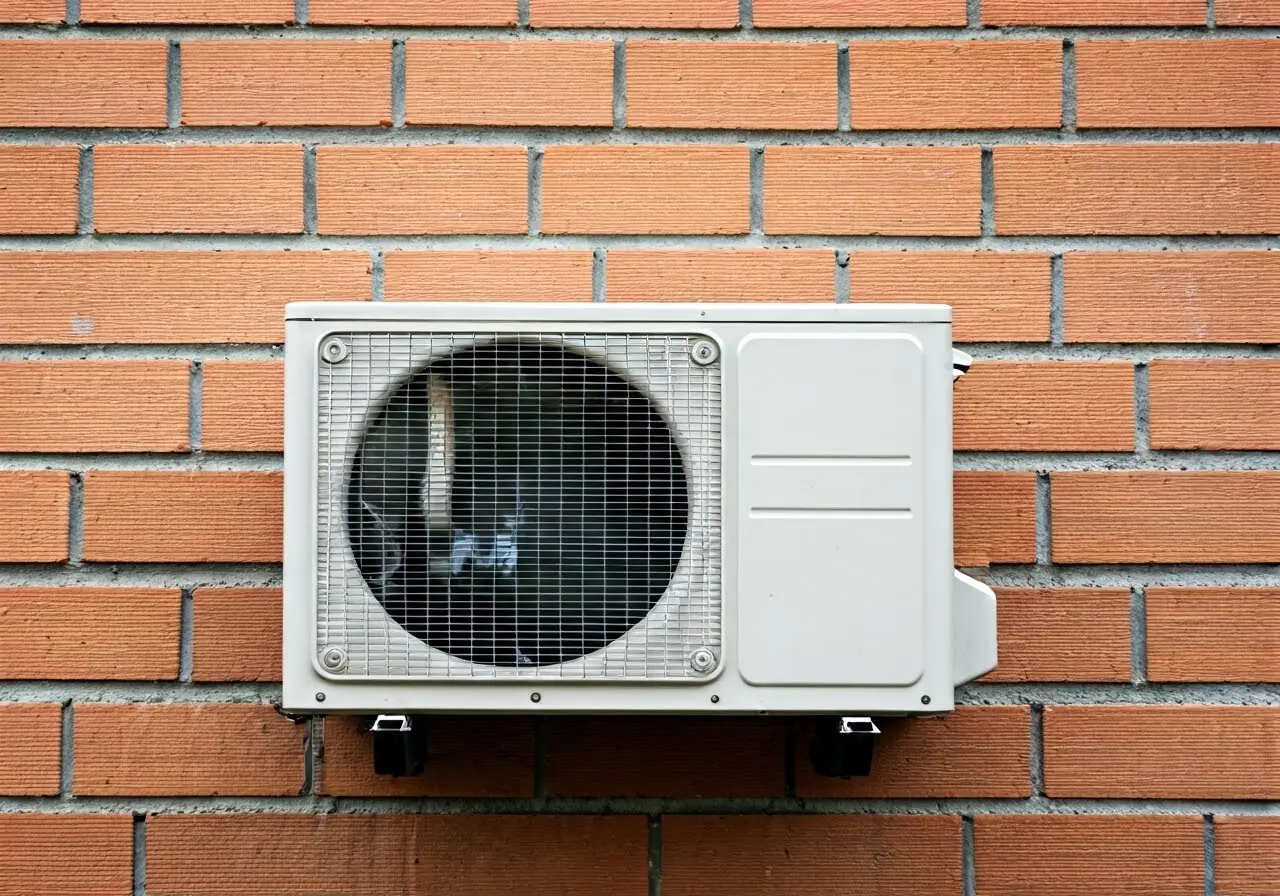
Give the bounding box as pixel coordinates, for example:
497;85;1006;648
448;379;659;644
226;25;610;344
347;341;691;667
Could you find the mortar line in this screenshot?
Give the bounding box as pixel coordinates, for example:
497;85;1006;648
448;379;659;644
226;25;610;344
1035;471;1051;566
1030;704;1045;797
739;0;752;30
1207;0;1216;29
1204;814;1216;896
834;250;850;304
1134;362;1151;453
592;248;606;302
65;0;79;26
1061;39;1076;132
980;147;994;236
533;716;548;799
76;147;93;235
188;359;203;451
166;41;181;128
648;815;663;896
59;702;73;797
517;0;529;29
67;472;84;566
527;146;543;236
749;146;764;235
961;816;976;896
178;587;194;683
783;719;797;798
391;39;407;128
302;145;317;235
370;250;386;301
966;0;981;29
302;716;316;795
837;43;850;131
293;0;307;26
613;41;626;129
132;813;146;896
1131;585;1149;684
1049;254;1065;345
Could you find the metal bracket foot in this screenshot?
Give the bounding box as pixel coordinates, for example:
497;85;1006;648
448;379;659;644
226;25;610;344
371;714;428;777
809;716;879;779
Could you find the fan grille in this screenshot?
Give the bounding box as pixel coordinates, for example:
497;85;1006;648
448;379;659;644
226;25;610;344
316;332;722;680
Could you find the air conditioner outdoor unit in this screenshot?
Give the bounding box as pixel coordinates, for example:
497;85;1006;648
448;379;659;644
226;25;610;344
283;302;996;778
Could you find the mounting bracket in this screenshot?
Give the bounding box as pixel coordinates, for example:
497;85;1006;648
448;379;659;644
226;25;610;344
809;716;880;778
370;714;428;777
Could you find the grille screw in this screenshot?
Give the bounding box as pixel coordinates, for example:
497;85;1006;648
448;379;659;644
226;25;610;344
530;692;542;704
690;339;719;366
690;647;716;673
921;695;931;705
320;646;348;672
320;336;350;364
315;692;326;702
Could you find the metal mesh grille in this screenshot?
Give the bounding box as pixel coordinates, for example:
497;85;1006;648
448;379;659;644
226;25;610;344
316;332;722;680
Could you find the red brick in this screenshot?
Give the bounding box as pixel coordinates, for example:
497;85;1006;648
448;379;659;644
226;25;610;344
754;0;966;26
955;361;1133;451
532;0;737;27
766;146;981;235
851;41;1061;129
0;0;63;21
0;703;61;796
385;250;594;302
975;815;1203;896
850;252;1050;342
81;0;293;21
1065;251;1280;343
0;40;166;127
94;145;303;234
1216;817;1280;896
74;703;305;796
1044;705;1280;799
627;42;837;130
1146;588;1280;683
309;0;516;24
148;814;648;895
320;715;535;797
995;145;1280;235
985;588;1132;683
607;249;834;303
1052;471;1280;564
406;41;612;126
664;815;963;896
541;145;749;235
0;471;69;563
317;146;527;235
1149;360;1280;449
0;145;79;235
0;815;133;896
984;0;1206;23
201;361;282;452
954;471;1037;567
82;471;281;563
0;361;189;452
0;251;369;344
796;706;1030;797
192;588;282;682
0;588;181;680
1218;0;1280;24
545;717;785;798
183;41;391;126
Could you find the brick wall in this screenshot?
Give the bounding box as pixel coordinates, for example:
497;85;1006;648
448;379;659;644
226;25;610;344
0;1;1277;893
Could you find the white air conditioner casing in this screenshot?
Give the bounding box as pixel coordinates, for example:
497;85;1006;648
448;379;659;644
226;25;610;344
282;302;996;715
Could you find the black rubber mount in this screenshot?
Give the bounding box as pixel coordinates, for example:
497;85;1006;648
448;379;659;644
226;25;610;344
808;716;878;778
371;715;428;777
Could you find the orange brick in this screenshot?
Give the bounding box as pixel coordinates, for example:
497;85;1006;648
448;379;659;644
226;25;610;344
754;0;966;26
0;471;69;563
0;0;62;21
1052;471;1280;564
406;41;612;126
201;361;283;452
385;250;594;302
0;40;165;127
317;146;526;235
995;145;1280;235
0;815;133;896
1216;817;1280;896
148;815;648;895
545;717;785;798
0;145;78;235
0;588;181;680
1077;41;1279;128
0;703;61;796
607;250;835;303
985;588;1132;683
955;361;1133;451
183;41;391;126
0;251;369;344
1065;251;1280;343
308;0;516;24
541;145;749;235
94;145;303;234
75;703;304;796
192;588;281;682
532;0;737;27
796;706;1030;798
975;815;1203;896
849;252;1051;342
1149;360;1280;450
320;715;535;797
766;146;981;235
81;0;293;21
984;0;1205;23
1044;705;1280;798
82;471;281;563
627;42;836;130
0;361;189;452
1146;588;1280;683
851;41;1060;130
954;471;1037;567
664;815;962;896
1218;0;1280;24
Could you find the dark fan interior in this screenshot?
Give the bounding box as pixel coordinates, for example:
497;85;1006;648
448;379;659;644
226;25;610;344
347;341;691;667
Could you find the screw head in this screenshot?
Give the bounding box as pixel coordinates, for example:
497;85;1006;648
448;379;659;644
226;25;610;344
690;647;716;673
320;646;348;672
530;692;542;704
690;339;719;366
710;695;720;704
320;336;349;364
315;692;326;702
921;695;931;705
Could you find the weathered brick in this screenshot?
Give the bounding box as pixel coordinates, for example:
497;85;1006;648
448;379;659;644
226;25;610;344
850;41;1061;129
192;588;282;682
0;0;63;21
0;145;79;235
0;471;69;563
201;361;283;452
985;588;1132;683
1217;0;1280;24
385;250;594;302
627;41;837;129
405;41;613;126
0;40;166;126
1146;588;1280;683
607;250;835;303
0;588;181;680
765;146;981;235
754;0;966;26
74;703;305;796
984;0;1205;23
0;703;61;796
308;0;516;24
1044;705;1280;799
81;0;293;22
532;0;737;27
1148;360;1280;449
954;471;1038;567
1216;817;1280;896
0;815;133;896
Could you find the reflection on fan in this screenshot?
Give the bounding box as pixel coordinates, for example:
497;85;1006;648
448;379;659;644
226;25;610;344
347;341;690;667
